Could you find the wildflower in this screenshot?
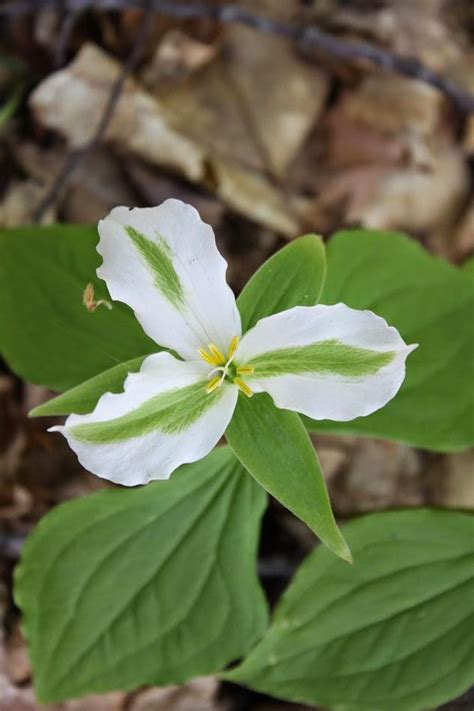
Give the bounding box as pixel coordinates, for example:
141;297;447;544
51;199;417;485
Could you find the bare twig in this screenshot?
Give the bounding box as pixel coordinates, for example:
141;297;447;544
32;0;154;222
2;0;474;113
54;8;80;67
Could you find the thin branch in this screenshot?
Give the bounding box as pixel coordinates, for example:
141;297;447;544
54;8;80;67
32;0;154;222
2;0;474;113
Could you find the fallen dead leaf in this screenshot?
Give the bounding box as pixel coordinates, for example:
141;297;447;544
0;180;55;227
225;25;329;178
334;74;450;140
430;450;474;510
354;144;468;234
210;158;300;236
130;677;228;711
4;624;30;685
326;438;424;515
454;201;474;259
30;44;204;181
141;29;218;89
30;44;300;235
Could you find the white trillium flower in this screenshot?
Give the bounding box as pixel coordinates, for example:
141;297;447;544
51;199;417;486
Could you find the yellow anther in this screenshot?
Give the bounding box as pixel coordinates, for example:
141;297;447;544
206;376;222;394
234;377;253;398
208;343;226;365
236;365;254;375
198;348;218;366
227;336;240;360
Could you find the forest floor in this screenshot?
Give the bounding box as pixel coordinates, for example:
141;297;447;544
0;1;473;709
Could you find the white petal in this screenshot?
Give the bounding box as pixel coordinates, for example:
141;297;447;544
97;199;241;359
235;304;417;421
50;352;238;486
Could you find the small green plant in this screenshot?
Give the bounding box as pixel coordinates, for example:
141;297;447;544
0;201;472;709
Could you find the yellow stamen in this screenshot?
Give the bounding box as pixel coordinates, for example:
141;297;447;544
234;377;253;398
208;343;226;365
236;365;254;375
227;336;240;360
198;348;218;366
206;376;222;393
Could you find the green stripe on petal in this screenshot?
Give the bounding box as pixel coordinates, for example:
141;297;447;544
70;381;223;443
245;339;395;378
125;226;185;309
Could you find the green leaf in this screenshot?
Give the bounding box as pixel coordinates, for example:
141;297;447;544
225;509;474;711
237;234;326;332
462;255;474;278
30;355;148;417
0;225;156;391
306;230;474;452
225;393;351;563
14;447;268;703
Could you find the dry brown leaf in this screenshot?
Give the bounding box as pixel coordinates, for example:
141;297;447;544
4;625;30;685
30;44;299;235
130;677;228;711
353;145;468;233
330;439;423;515
0;180;55;227
308;144;468;236
30;44;205;181
465;115;474;155
431;450;474;510
454;202;474;259
141;29;218;89
225;25;329;178
210;159;299;236
315;446;349;484
334;74;449;140
15;143;137;225
319;0;464;73
159;59;262;172
66;692;126;711
323;113;406;170
124;159;226;228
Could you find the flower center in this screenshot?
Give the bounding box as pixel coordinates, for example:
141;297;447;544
198;337;254;397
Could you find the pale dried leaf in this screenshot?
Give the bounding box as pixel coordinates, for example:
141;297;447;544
354;145;468;232
465;115;474;155
130;677;227;711
0;180;55;227
332;439;423;515
226;25;329;177
159;59;262;171
335;75;448;139
29;44;299;234
434;450;474;510
322;1;463;73
455;202;474;258
141;30;218;88
30;44;205;181
14;143;136;225
211;158;300;236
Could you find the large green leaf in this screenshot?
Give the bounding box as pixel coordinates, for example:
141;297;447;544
306;230;474;451
226;393;351;563
14;447;268;703
237;234;326;332
463;255;474;278
226;509;474;711
0;225;156;391
30;355;147;417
